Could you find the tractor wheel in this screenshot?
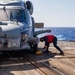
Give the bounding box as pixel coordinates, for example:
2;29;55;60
32;44;37;54
30;43;37;54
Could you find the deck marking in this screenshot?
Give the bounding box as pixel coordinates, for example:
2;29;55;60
42;62;65;75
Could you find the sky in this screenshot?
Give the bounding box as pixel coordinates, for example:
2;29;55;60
29;0;75;27
1;0;75;27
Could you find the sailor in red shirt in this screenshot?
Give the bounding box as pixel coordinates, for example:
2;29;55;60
40;35;64;55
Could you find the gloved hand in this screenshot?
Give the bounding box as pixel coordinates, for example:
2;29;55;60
44;46;48;49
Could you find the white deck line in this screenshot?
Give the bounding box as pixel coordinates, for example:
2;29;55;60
42;62;65;75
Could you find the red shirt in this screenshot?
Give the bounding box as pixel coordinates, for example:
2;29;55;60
45;35;55;43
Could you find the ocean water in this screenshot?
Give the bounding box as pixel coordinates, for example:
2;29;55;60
37;27;75;41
